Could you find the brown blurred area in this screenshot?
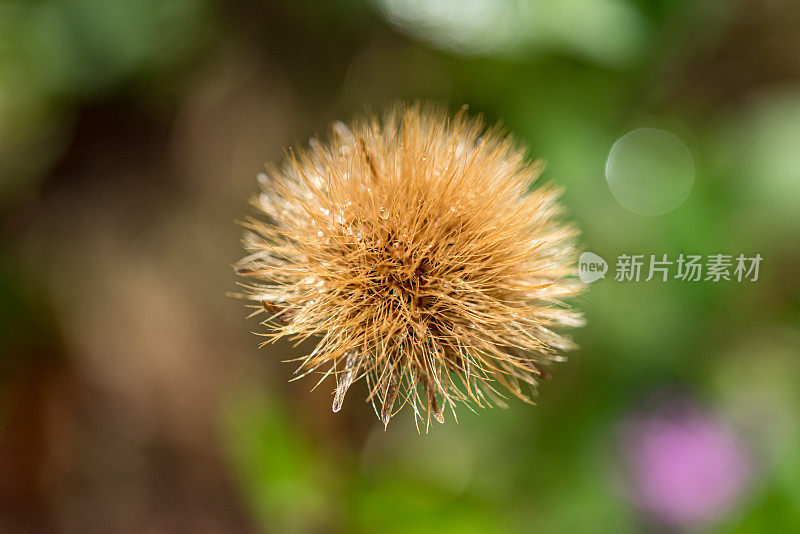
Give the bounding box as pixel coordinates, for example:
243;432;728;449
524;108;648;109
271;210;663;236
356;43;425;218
3;64;284;534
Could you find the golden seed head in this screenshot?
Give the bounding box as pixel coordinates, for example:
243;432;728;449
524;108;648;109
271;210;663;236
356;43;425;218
236;103;584;428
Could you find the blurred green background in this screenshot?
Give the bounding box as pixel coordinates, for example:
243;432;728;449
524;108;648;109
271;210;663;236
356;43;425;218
1;0;799;532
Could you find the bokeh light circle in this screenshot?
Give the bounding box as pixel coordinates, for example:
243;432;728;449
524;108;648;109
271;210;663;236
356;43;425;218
605;128;695;216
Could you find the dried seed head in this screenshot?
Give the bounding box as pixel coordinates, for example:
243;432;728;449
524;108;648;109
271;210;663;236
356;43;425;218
236;103;584;428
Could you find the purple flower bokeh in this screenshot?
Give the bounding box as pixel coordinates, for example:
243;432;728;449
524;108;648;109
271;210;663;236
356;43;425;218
621;399;752;529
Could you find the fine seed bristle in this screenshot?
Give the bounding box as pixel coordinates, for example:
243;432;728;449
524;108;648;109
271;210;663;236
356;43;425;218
235;103;583;428
381;373;399;427
332;351;361;412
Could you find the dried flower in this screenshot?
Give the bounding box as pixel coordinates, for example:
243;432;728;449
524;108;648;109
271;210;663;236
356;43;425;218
235;104;583;428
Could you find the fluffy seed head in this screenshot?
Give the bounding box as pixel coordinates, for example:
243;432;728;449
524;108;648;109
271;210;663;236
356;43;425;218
236;104;583;428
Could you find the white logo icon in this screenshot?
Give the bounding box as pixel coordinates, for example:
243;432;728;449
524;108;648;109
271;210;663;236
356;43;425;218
578;252;607;283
